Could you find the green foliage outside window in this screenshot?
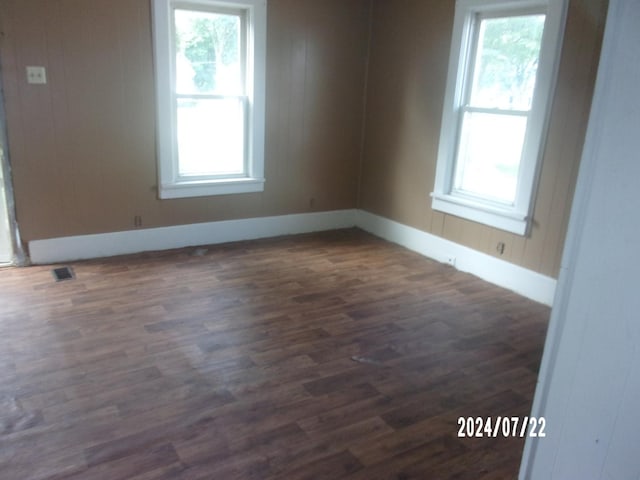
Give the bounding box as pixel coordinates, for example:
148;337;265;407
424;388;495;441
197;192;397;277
176;12;239;92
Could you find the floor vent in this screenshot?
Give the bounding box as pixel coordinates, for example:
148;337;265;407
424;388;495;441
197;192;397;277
52;266;74;282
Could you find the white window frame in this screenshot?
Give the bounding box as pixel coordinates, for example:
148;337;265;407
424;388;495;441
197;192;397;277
431;0;568;235
152;0;266;199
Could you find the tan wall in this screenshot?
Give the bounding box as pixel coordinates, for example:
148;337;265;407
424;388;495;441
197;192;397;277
1;0;606;279
359;0;607;278
0;0;370;242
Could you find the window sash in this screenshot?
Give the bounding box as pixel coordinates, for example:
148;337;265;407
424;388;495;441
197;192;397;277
173;95;248;180
171;5;248;97
169;5;248;182
461;105;531;117
452;108;529;205
465;10;545;111
450;8;543;206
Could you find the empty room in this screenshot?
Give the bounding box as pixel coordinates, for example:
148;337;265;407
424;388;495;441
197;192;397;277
2;0;639;478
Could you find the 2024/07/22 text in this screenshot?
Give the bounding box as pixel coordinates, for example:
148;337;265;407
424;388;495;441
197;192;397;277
457;416;546;438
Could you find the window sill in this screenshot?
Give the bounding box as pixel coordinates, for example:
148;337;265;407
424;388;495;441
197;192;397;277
431;192;529;236
159;177;265;199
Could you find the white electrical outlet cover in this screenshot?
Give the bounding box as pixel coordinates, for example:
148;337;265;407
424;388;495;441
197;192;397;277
26;66;47;85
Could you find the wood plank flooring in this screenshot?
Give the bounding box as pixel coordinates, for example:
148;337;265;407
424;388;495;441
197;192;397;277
0;229;550;479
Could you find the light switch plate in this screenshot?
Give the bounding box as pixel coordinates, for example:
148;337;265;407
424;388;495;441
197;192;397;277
26;66;47;85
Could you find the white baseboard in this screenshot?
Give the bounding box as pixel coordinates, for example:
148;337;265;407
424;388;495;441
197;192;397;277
28;208;556;305
29;209;357;265
356;210;556;306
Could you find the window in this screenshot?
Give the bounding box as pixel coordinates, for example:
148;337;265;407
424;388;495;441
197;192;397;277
152;0;266;199
432;0;567;235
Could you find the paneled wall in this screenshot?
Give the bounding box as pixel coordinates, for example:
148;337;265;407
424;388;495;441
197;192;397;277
0;0;370;242
359;0;608;277
0;0;607;279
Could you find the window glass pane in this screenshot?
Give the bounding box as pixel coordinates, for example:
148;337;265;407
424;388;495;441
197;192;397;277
174;9;242;95
454;111;527;204
177;97;245;176
469;14;545;111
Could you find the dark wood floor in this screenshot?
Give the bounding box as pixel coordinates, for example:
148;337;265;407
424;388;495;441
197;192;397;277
0;229;550;479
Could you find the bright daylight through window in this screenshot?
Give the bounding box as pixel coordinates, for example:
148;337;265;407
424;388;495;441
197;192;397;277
432;0;567;235
152;0;266;199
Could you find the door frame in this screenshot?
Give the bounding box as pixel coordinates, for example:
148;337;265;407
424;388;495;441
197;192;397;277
0;69;25;266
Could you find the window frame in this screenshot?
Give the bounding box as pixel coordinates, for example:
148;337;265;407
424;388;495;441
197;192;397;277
431;0;568;235
152;0;266;199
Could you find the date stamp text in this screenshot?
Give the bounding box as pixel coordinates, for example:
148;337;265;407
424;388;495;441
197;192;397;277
457;416;546;438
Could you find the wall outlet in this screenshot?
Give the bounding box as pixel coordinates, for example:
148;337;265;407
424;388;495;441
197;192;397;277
446;256;456;267
26;66;47;85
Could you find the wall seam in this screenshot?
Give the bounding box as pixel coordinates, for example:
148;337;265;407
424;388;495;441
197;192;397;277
355;0;374;209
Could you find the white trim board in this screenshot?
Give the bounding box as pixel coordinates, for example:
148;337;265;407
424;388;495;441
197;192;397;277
356;210;556;305
29;210;358;265
28;208;556;305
